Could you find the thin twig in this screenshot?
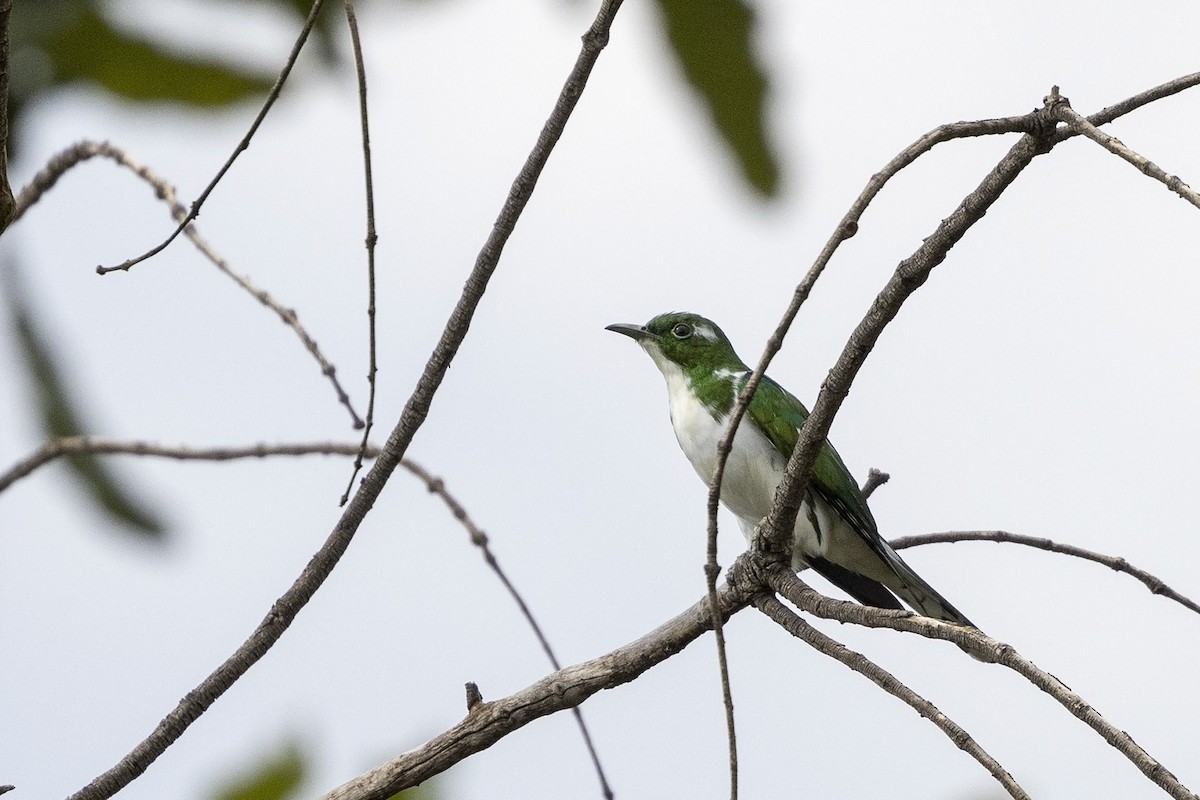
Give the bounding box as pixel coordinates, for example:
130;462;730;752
890;530;1200;616
758;559;1199;800
752;594;1030;800
1048;86;1200;209
400;460;615;799
66;2;625;796
321;580;756;800
95;0;328;274
339;0;381;500
1052;71;1200;142
0;437;372;493
12;140;364;428
1;433;613;796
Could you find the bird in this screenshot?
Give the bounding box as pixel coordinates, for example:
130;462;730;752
606;311;972;626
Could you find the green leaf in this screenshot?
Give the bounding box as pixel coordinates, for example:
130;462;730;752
211;743;306;800
4;265;166;538
654;0;781;197
45;4;275;107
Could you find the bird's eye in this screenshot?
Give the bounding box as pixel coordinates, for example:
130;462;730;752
671;323;693;339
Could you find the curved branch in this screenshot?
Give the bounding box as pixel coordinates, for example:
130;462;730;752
890;530;1200;616
339;0;382;498
753;594;1030;800
13;139;364;428
65;2;627;797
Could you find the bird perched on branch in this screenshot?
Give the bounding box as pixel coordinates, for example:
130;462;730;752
607;311;972;626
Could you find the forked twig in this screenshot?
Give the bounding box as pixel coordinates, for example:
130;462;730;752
1050;87;1200;208
753;593;1030;800
760;561;1198;800
95;0;329;273
321;579;755;800
13;140;364;428
65;1;627;796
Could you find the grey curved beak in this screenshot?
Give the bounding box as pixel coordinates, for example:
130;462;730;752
605;322;653;342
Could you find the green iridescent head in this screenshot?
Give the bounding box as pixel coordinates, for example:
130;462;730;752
606;312;747;372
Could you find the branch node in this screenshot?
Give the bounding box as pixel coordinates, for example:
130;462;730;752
465;682;483;711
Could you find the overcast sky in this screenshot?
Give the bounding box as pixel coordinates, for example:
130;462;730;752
4;1;1200;798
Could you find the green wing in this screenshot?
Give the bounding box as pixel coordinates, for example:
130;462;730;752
745;375;975;626
745;375;878;537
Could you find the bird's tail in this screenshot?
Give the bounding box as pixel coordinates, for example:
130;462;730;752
882;549;973;627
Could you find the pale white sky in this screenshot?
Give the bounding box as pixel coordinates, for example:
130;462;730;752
3;1;1200;798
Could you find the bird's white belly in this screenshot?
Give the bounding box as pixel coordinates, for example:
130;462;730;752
664;378;829;565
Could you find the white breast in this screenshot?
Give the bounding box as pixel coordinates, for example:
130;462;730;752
642;343;831;567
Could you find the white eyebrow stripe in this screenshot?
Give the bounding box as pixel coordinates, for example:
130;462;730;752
693;323;719;341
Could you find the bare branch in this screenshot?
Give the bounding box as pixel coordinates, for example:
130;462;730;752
758;560;1199;800
339;0;382;499
0;0;15;233
753;594;1030;800
0;437;374;493
95;0;328;274
1048;87;1200;208
12;139;365;428
2;433;610;795
1052;71;1200;141
860;467;890;499
320;581;755;800
400;460;615;799
66;2;626;795
891;530;1200;616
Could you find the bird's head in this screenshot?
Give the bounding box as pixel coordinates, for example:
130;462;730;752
606;312;747;374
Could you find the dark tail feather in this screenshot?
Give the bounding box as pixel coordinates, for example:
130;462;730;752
880;551;975;627
808;556;905;611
